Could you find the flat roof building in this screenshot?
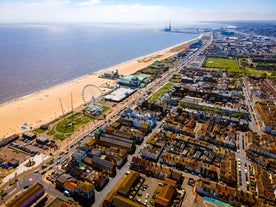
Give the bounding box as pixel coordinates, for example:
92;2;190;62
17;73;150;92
7;183;45;207
36;136;49;145
119;74;149;88
22;131;36;140
99;70;119;79
104;88;136;102
0;134;19;148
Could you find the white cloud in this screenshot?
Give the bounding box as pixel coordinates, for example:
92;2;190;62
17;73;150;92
77;0;101;6
0;1;274;23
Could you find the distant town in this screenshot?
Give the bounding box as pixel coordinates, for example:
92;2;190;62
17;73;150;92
0;21;276;207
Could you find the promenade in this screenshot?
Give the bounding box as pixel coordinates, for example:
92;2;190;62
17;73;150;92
0;36;200;139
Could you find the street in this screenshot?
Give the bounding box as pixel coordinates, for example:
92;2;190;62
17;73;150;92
1;34;214;207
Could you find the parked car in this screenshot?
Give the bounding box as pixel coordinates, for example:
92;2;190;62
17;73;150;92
1;191;7;197
64;190;70;196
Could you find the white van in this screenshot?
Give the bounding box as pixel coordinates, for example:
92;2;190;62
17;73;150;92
64;190;70;196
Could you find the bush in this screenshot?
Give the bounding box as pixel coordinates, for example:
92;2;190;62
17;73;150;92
25;160;35;167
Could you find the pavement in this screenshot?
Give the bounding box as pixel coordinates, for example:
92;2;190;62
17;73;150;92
1;153;49;186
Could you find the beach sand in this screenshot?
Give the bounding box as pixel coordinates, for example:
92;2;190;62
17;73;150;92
0;36;200;139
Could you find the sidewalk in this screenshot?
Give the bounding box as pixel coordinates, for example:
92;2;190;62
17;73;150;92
1;153;49;186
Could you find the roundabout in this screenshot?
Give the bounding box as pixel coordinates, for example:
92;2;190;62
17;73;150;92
18;172;41;188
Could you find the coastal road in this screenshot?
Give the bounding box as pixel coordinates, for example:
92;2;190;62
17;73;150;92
93;39;214;205
33;35;214;206
56;32;213;156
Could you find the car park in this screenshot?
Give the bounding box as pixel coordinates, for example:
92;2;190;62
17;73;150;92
144;199;148;205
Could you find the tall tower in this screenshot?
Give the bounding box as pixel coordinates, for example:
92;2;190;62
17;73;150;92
168;19;171;31
163;19;172;32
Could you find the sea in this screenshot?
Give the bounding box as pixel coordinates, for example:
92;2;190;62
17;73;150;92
0;22;222;104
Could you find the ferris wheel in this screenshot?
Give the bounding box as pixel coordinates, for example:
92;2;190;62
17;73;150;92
82;84;104;115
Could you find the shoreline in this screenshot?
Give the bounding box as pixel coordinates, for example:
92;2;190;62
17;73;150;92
0;35;201;139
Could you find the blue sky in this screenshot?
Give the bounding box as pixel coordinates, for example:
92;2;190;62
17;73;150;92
0;0;275;23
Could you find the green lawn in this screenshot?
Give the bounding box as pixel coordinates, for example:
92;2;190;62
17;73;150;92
204;57;240;72
45;105;110;140
46;128;55;136
204;57;276;78
33;128;45;134
140;67;160;75
148;82;173;102
244;68;267;76
170;78;181;83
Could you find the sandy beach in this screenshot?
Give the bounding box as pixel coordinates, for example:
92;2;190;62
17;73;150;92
0;36;200;139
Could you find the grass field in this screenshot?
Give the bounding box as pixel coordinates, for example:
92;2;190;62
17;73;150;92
46;105;109;140
244;68;267;76
33;128;45;134
204;57;276;77
148;82;173;102
204;57;240;72
46;112;89;139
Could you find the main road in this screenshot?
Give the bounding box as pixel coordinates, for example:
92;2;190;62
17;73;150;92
0;34;214;207
93;34;214;206
2;33;213;207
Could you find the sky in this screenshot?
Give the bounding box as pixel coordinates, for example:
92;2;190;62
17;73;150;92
0;0;275;23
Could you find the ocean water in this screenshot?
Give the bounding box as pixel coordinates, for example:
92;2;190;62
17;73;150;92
0;23;201;104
